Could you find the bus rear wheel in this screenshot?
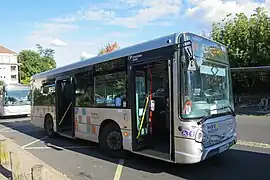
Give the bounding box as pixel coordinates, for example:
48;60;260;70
45;116;56;138
99;123;125;158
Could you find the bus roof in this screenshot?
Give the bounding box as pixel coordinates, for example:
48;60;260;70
2;84;30;91
32;32;180;79
31;31;225;79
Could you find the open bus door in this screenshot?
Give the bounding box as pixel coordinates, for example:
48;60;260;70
130;58;173;161
55;76;76;138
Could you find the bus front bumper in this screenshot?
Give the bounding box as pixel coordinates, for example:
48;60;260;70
174;134;237;164
1;106;31;116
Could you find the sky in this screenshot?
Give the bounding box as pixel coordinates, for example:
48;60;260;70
0;0;269;67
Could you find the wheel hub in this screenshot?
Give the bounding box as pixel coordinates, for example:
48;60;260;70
106;131;122;151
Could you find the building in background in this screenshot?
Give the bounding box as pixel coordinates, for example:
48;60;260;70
0;45;19;84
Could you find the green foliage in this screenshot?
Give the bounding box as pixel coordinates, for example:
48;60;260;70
32;86;55;106
0;80;4;86
210;7;270;68
18;44;56;84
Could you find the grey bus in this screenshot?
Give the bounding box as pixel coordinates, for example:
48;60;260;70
30;32;237;164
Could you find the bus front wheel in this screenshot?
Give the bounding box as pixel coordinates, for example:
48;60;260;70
99;123;125;158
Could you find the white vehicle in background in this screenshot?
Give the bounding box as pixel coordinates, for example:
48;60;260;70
0;83;31;117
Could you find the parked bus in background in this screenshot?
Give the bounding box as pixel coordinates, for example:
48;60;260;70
0;83;31;117
231;66;270;114
30;32;237;164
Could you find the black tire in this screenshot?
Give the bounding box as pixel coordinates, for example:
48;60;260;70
45;116;56;138
99;123;126;158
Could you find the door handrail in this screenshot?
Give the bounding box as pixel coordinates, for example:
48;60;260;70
136;96;149;139
58;101;72;126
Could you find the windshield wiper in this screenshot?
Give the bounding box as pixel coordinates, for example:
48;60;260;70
197;106;236;125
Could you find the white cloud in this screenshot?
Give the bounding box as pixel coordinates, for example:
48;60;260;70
110;0;182;28
34;22;78;36
28;22;78;46
78;8;115;21
52;31;135;67
51;16;77;23
25;0;182;67
185;0;270;23
50;38;67;47
51;0;182;28
81;52;94;59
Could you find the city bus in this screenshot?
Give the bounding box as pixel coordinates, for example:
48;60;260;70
0;83;31;117
30;32;237;164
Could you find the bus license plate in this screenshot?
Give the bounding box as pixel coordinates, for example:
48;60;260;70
219;144;229;153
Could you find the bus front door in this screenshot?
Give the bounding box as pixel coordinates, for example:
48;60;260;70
131;61;171;160
55;76;75;138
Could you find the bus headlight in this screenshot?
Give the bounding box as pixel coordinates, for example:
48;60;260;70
195;129;208;143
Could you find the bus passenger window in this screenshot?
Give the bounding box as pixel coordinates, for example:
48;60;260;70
94;71;127;108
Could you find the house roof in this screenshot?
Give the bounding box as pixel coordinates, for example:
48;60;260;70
0;45;16;54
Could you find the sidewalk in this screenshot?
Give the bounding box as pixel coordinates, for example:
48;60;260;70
0;133;71;180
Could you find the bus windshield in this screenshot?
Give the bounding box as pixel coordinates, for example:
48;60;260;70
180;33;233;119
4;87;31;106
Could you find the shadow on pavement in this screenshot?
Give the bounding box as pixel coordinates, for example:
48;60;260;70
0;115;29;120
1;120;270;180
0;165;12;179
124;149;270;180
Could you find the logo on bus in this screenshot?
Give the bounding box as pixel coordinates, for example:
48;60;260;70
181;129;195;138
207;123;218;134
129;54;142;61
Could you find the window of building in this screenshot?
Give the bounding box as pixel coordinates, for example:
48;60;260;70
3;56;9;63
11;75;17;80
94;71;127;107
75;70;93;107
11;66;16;71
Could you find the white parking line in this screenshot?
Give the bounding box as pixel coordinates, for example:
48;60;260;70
21;136;48;149
237;140;270;149
0;119;29;123
0;129;42;133
24;145;93;150
113;159;124;180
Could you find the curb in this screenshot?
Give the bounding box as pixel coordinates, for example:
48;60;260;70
0;133;71;180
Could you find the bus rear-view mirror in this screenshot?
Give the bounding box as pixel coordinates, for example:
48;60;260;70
180;40;194;60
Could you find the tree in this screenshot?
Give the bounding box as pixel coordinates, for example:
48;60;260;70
210;7;270;68
80;56;86;61
0;80;4;86
18;44;56;84
98;42;120;55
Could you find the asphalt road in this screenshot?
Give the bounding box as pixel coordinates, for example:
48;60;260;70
0;115;269;180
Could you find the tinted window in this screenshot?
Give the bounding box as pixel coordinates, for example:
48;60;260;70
94;71;127;107
33;83;55;106
75;71;93;107
95;58;125;73
185;33;228;64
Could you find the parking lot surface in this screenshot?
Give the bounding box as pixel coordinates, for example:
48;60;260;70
0;116;269;180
